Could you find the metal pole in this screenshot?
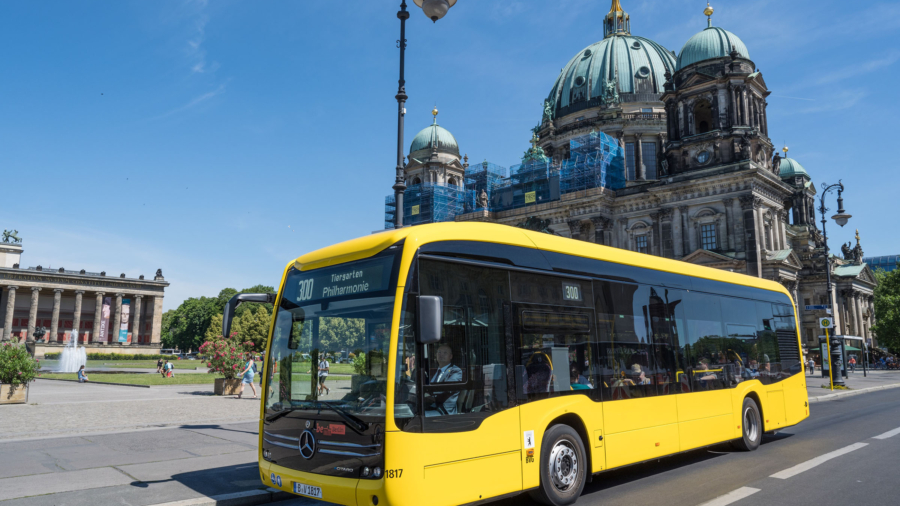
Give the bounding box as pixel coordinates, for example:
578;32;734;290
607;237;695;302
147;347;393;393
393;1;410;229
819;182;846;387
825;327;834;391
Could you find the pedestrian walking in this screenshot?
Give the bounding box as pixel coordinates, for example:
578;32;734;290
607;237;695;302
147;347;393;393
235;356;257;399
257;355;264;387
849;356;856;373
808;357;816;375
317;357;330;396
77;365;89;383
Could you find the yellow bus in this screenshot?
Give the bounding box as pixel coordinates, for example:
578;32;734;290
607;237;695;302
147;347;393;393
223;222;808;506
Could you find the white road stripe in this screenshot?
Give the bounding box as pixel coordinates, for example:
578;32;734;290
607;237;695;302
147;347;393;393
770;442;868;479
873;427;900;440
697;487;761;506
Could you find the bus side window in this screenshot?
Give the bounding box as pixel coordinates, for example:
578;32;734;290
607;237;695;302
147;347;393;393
595;281;659;400
721;296;759;386
752;301;781;385
648;287;687;395
683;292;727;391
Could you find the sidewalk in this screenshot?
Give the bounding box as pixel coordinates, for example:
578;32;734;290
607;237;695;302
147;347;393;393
805;369;900;402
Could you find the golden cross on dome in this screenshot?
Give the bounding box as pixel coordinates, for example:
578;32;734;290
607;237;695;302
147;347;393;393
530;132;539;148
704;2;714;27
855;229;861;246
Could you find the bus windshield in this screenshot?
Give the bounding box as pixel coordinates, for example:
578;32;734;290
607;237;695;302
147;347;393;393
264;253;399;422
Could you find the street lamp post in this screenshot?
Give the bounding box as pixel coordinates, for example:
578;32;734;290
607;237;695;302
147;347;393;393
392;0;456;229
818;180;851;387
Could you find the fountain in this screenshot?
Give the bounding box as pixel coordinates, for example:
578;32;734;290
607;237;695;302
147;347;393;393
56;331;87;373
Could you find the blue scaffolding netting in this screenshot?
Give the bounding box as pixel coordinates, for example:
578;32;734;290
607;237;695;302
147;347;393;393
385;130;625;229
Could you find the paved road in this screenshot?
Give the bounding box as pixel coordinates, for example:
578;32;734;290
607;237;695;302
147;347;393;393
2;377;898;506
492;387;900;506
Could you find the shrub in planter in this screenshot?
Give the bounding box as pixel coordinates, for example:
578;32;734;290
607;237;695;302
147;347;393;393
198;333;256;381
0;342;41;402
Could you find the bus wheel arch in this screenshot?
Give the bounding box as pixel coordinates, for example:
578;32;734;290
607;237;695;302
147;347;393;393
732;395;763;452
546;414;592;477
530;420;589;506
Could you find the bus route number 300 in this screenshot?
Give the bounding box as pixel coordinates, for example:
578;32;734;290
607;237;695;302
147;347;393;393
297;279;315;302
562;282;582;302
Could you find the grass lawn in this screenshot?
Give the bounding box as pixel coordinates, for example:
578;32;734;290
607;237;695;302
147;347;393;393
294;362;354;375
40;372;224;386
87;360;206;370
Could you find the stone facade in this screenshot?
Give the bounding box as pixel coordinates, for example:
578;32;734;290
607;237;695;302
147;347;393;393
0;241;169;353
448;3;878;353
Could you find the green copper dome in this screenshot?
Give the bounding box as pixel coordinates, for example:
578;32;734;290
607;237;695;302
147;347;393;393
545;2;676;120
676;26;750;70
779;157;808;179
409;113;459;157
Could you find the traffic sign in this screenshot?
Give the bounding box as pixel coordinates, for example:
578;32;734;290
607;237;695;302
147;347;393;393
819;317;834;329
805;305;831;311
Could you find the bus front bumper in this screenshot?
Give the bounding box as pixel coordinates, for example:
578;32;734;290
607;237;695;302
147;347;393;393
260;460;384;506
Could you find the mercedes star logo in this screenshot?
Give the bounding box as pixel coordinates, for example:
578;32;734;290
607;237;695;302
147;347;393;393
299;430;316;459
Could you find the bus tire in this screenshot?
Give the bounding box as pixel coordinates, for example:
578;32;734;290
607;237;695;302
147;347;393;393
732;397;762;452
529;425;587;506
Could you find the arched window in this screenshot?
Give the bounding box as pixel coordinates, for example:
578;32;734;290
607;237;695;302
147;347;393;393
413;177;421;185
448;177;457;187
694;100;713;134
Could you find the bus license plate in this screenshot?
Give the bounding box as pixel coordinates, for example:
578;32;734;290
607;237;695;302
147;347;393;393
293;482;323;499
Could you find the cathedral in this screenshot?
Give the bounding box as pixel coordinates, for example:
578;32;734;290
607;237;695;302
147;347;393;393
389;1;878;354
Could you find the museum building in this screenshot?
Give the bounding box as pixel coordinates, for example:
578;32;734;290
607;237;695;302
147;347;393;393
385;1;878;352
0;238;168;356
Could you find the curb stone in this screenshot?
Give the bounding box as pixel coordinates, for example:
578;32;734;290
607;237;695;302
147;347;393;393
35;378;151;388
807;382;900;403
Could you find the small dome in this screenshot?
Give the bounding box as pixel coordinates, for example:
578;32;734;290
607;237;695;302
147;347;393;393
409;117;459;156
676;26;750;70
779;157;808;179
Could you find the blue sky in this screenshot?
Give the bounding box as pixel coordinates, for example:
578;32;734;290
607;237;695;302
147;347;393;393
2;0;898;310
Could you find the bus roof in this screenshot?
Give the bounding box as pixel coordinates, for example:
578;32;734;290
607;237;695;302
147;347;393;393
289;222;790;299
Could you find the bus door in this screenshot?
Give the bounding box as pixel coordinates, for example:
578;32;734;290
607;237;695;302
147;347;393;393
412;259;522;506
508;270;605;485
594;281;680;467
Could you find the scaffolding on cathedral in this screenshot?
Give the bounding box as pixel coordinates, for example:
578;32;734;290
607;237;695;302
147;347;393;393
383;130;625;228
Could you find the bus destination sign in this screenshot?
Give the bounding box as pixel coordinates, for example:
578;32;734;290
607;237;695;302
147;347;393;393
293;256;393;304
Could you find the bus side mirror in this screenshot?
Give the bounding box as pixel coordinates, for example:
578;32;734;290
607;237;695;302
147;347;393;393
223;293;276;338
417;295;443;345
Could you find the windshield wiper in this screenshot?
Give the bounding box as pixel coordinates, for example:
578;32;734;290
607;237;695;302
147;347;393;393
316;402;368;433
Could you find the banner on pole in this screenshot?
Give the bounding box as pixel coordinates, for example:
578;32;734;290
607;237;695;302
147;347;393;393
119;299;131;343
99;297;111;343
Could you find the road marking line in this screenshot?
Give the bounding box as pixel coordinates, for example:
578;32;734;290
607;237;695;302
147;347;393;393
697;487;761;506
873;427;900;440
770;442;868;479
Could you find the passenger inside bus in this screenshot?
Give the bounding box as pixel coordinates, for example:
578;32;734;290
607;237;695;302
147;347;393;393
570;365;591;390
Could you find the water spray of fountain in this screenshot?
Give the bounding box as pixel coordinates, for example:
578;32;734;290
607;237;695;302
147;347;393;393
56;331;87;373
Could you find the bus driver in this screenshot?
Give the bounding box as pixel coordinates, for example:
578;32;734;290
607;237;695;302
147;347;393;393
425;344;463;415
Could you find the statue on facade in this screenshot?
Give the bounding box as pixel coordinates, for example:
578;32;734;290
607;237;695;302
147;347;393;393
841;242;853;261
739;132;752;160
660;158;669;176
852;230;864;264
478;189;489;209
156;269;163;278
542;99;554;122
516;217;557;235
2;230;22;244
601;79;619;106
772;151;782;175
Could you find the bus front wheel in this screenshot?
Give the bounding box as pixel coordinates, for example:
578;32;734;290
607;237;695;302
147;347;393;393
529;424;587;506
732;397;762;452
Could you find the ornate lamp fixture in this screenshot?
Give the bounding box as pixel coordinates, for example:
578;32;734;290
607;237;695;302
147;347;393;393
414;0;457;22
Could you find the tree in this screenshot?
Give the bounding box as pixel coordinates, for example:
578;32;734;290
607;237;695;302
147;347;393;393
237;306;272;349
160;310;177;348
872;268;900;354
216;288;239;311
318;317;365;354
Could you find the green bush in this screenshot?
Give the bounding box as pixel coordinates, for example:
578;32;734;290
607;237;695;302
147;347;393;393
43;353;180;361
0;342;41;389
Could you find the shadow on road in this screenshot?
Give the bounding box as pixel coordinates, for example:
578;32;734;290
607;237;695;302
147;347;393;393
493;443;742;506
180;423;259;436
145;463;264;497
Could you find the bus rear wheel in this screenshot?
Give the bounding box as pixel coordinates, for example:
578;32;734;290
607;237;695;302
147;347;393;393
529;425;587;506
732;397;762;451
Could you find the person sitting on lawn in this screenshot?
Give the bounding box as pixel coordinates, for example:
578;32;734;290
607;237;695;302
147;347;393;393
77;365;89;383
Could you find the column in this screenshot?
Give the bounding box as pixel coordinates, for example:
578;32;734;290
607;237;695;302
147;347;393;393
50;288;63;343
132;295;143;345
722;198;735;250
756;206;767;252
778;210;788;249
635;133;645;180
567;220;582;240
2;286;17;341
853;293;864;338
674;208;684;258
26;287;41;342
739;195;761;277
94;292;105;343
151;296;164;344
649;213;660;256
617;219;628;249
73;291;84;342
590;217;609;245
112;294;124;344
680;206;690;256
